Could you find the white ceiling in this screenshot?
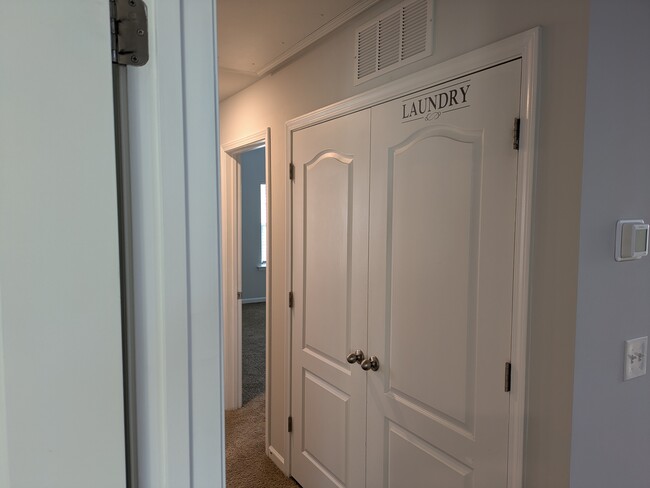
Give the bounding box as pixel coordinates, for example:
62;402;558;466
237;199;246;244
217;0;380;100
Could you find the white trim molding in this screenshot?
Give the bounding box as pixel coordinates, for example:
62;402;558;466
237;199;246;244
286;27;540;487
127;0;223;486
220;130;270;411
241;297;266;304
220;129;274;465
506;27;540;488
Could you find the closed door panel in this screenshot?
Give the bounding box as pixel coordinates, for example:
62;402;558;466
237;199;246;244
291;110;371;488
389;127;481;432
0;1;126;487
366;60;522;487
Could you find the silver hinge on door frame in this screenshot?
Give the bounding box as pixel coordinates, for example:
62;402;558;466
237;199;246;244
505;362;512;392
237;291;242;300
289;291;294;309
513;117;521;150
110;0;149;66
289;162;295;181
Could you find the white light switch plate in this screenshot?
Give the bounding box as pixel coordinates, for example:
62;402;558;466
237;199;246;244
624;336;647;381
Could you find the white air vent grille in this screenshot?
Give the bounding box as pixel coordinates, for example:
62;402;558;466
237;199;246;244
354;0;433;85
357;24;378;79
378;11;400;70
402;0;428;58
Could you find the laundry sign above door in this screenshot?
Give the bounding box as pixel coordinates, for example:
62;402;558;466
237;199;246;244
400;79;472;123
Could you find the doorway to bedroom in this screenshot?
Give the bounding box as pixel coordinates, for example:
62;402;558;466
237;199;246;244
222;137;291;486
237;146;267;406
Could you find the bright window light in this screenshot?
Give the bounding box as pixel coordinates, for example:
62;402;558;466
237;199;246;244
260;183;267;265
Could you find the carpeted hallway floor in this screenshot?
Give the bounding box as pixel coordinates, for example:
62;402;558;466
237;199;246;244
226;303;300;487
242;303;266;405
225;394;300;487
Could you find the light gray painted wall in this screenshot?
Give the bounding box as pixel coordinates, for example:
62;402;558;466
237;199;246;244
220;0;590;483
570;1;650;486
239;147;266;300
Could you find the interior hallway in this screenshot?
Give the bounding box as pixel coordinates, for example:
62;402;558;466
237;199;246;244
226;303;300;487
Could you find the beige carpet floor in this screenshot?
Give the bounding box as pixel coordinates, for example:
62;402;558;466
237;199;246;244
226;394;301;487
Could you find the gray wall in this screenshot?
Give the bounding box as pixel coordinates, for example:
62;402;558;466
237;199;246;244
220;0;590;482
570;1;650;486
239;147;266;300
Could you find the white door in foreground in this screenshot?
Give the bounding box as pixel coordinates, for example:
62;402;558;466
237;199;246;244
0;1;126;487
291;110;371;488
366;60;522;487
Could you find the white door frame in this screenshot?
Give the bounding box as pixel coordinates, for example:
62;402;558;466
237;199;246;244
286;27;540;487
4;1;224;486
220;131;272;428
125;0;224;486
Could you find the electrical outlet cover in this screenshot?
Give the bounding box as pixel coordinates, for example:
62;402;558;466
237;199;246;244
624;336;647;381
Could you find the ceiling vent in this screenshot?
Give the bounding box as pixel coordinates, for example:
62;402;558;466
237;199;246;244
354;0;433;85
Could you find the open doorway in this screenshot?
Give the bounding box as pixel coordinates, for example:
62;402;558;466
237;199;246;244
237;146;267;406
221;130;297;486
221;129;271;412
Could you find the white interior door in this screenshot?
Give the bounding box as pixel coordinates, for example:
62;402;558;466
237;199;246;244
291;110;371;488
366;60;522;487
237;158;244;407
0;2;126;487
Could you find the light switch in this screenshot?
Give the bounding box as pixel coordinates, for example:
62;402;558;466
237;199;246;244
616;220;649;261
624;336;647;381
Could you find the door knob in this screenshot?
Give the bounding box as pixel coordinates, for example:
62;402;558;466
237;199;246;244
360;356;379;371
346;350;365;364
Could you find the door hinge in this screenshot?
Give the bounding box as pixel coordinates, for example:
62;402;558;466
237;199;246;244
289;291;294;309
513;117;521;150
237;291;242;300
288;416;293;433
505;362;512;392
110;0;149;66
289;162;295;181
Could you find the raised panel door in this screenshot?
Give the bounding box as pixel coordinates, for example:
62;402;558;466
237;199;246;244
291;110;371;488
366;59;522;487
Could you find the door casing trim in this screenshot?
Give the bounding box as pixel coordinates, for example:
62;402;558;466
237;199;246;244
127;1;223;484
286;27;540;487
220;129;274;461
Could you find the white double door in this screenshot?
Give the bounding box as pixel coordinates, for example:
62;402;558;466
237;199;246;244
291;59;522;488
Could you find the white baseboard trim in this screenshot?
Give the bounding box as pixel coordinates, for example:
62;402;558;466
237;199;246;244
241;297;266;304
268;445;286;474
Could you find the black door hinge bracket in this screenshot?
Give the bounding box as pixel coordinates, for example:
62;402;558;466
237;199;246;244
513;117;521;150
505;362;512;392
110;0;149;66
